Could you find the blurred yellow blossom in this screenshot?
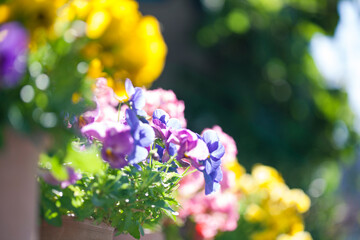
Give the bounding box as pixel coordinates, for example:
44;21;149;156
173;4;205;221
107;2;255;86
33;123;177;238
224;159;245;181
277;231;313;240
67;0;167;89
0;5;10;24
245;203;266;222
238;164;312;240
3;0;65;37
1;0;166;89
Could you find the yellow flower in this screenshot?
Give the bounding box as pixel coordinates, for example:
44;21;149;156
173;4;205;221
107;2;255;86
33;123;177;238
277;231;313;240
224;159;245;180
284;189;311;213
67;0;167;89
239;164;313;240
252;165;284;189
245;203;266;222
0;5;10;24
238;173;260;194
8;0;64;31
87;58;105;79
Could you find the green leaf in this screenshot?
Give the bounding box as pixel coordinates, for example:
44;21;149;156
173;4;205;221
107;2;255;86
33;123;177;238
64;144;104;174
128;222;141;239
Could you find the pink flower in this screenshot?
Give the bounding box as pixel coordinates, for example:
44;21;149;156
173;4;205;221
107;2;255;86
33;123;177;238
144;88;187;127
81;78;121;126
181;192;239;239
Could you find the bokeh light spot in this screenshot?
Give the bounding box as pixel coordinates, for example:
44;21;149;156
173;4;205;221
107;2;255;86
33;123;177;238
20;85;35;103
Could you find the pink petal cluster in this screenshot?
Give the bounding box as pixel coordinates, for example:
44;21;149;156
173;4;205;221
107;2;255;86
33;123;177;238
81;78;120;126
143;88;187;127
177;126;240;239
181;192;239;239
93;78;121;123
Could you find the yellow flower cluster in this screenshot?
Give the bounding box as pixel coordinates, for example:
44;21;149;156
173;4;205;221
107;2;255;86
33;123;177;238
64;0;167;90
0;0;167;90
0;0;65;40
237;165;312;240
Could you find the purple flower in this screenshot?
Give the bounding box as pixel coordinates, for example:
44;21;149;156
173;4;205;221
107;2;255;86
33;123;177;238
125;79;146;117
41;167;82;189
81;121;135;168
126;109;155;164
0;22;28;88
101;126;134;168
175;129;209;169
152;109;181;139
152;109;181;162
201;130;225;195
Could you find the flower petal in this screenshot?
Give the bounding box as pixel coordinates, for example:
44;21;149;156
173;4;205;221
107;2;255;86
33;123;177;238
126;109;139;130
167;118;181;129
128;145;149;164
125;78;135;97
153;109;169;124
135;123;155;147
132;88;145;110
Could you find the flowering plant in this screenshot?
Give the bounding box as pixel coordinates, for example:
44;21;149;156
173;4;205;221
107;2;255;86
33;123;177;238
39;78;225;238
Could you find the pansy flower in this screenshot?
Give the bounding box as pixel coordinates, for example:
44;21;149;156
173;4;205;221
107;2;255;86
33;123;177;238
125;109;155;164
152;109;182;162
175;129;209;169
81;121;134;168
123;78;146;117
201;130;225;195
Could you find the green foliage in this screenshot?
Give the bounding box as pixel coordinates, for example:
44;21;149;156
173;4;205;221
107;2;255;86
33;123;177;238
40;158;181;239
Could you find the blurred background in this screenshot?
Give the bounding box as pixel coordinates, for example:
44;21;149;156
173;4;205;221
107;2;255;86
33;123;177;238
138;0;360;239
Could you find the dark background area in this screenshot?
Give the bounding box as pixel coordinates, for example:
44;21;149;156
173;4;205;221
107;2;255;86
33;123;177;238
138;1;358;239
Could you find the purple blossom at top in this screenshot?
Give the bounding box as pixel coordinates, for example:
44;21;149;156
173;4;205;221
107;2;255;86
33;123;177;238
201;130;225;195
0;22;29;88
126;109;155;164
124;78;146;117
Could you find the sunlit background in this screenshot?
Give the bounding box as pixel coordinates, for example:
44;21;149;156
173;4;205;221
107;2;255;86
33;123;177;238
1;0;360;239
139;0;360;239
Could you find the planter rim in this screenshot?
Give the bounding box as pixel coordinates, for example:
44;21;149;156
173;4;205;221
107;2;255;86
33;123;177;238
49;216;115;231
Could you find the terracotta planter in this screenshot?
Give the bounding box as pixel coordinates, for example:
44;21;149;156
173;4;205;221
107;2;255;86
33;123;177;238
114;232;165;240
0;128;45;240
40;217;165;240
40;217;115;240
